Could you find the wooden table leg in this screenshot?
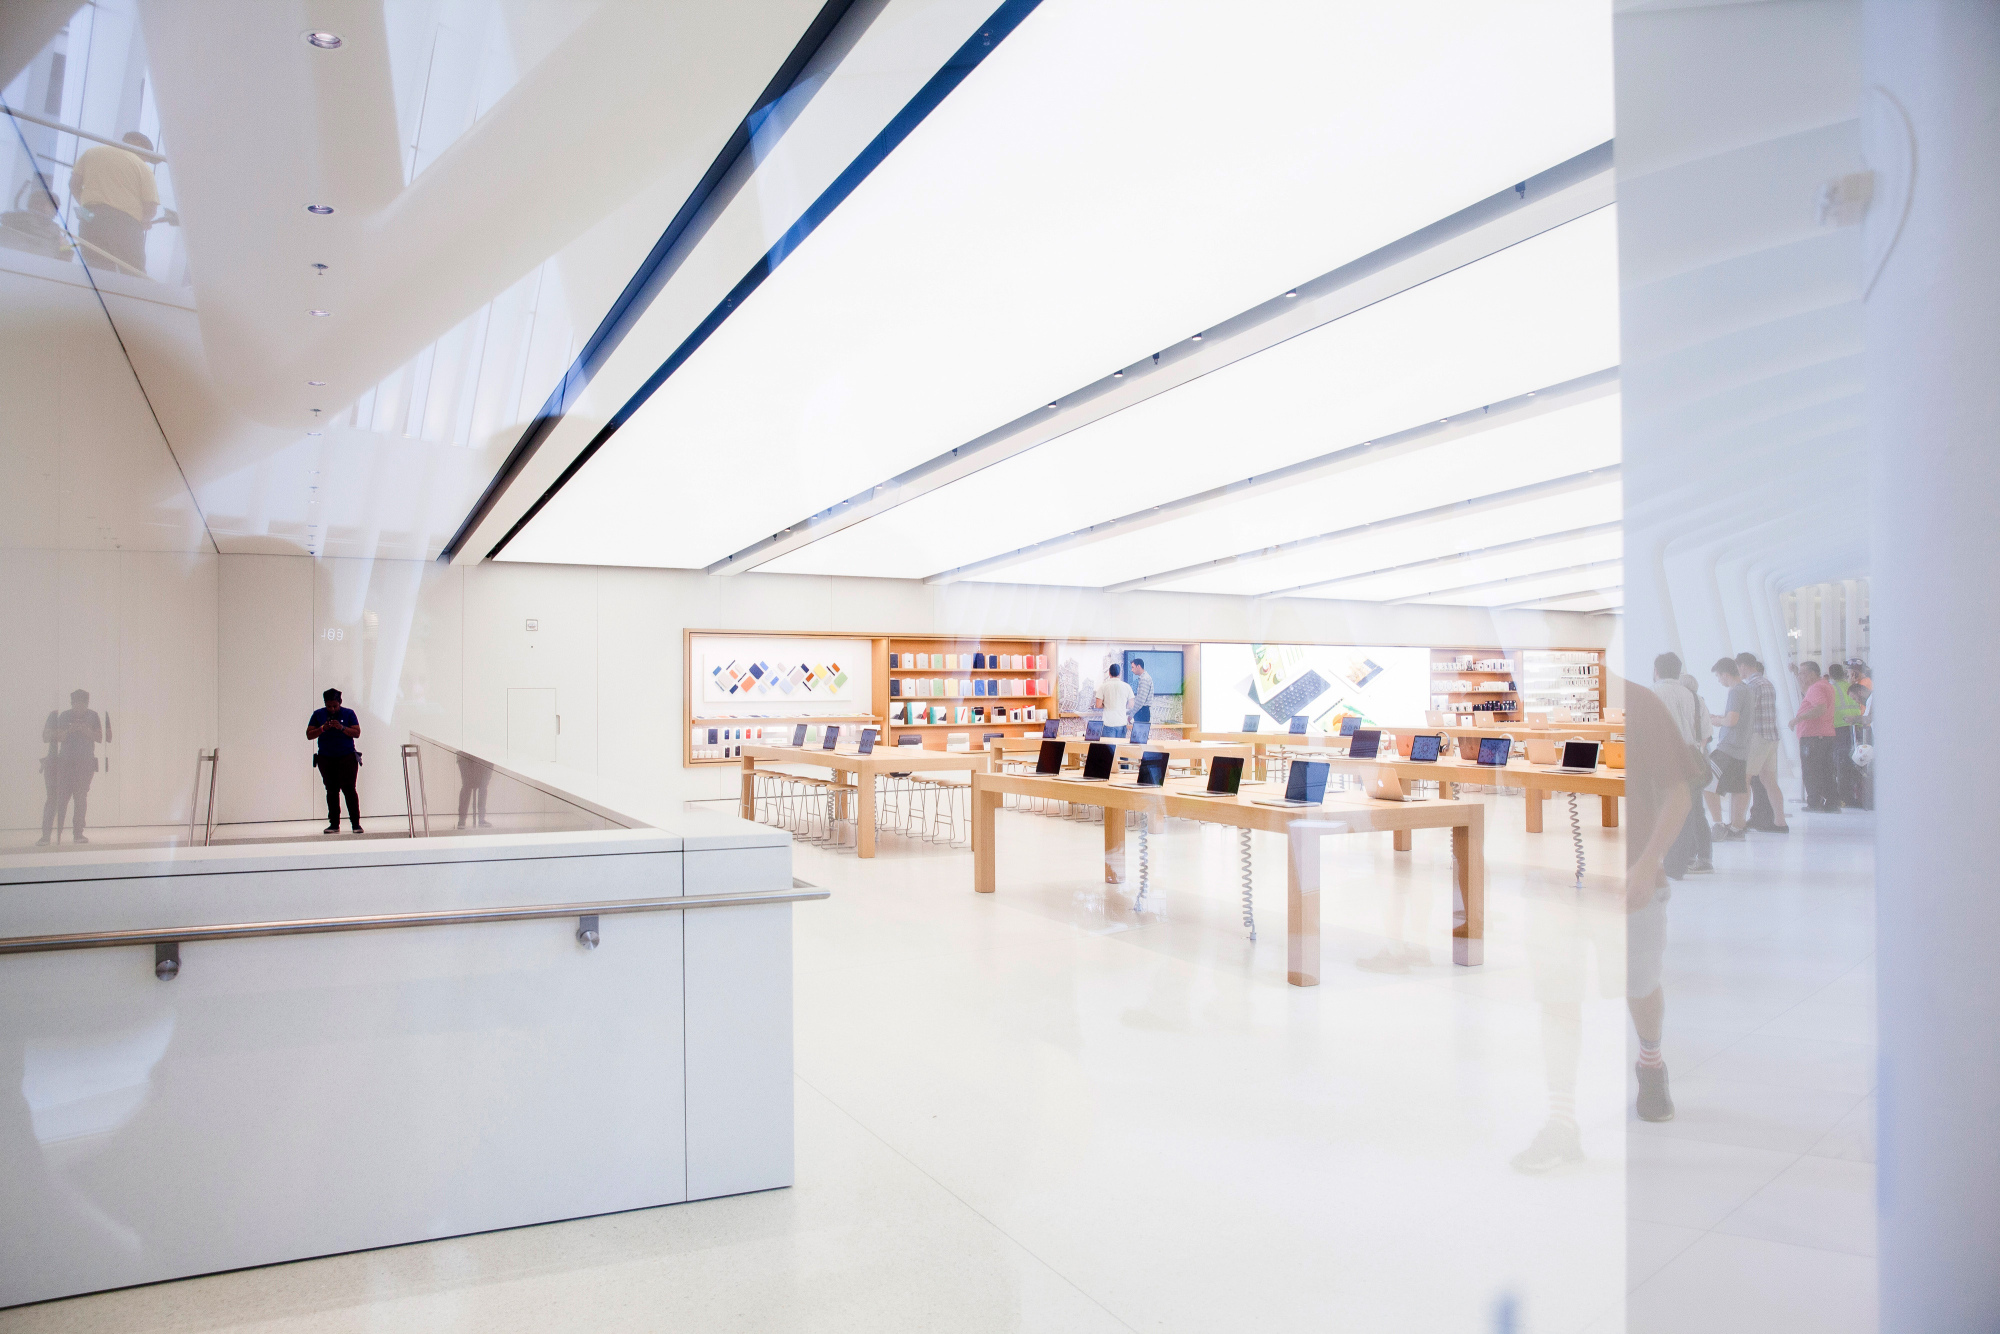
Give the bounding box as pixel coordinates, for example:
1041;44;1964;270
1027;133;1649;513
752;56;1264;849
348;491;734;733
1601;794;1619;828
974;785;999;893
1526;786;1545;833
1103;804;1126;884
1439;780;1456;800
856;770;876;858
1287;823;1320;987
1393;828;1413;852
739;755;755;821
1453;806;1485;966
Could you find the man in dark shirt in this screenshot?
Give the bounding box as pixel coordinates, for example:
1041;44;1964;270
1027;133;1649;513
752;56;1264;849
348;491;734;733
307;688;363;833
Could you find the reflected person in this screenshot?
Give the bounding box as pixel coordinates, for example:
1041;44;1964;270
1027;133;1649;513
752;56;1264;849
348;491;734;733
456;751;493;829
68;132;159;276
306;688;363;834
38;689;101;845
1128;658;1155;744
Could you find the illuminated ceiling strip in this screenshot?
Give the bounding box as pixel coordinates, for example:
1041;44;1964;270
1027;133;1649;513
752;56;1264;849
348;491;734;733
439;0;865;562
1385;557;1622;605
1495;585;1624;611
707;142;1613;575
921;366;1616;588
483;0;1044;561
1263;521;1622;600
1086;464;1617;597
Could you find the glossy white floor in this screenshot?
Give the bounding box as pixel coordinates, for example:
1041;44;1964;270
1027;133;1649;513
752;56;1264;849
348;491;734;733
0;787;1875;1333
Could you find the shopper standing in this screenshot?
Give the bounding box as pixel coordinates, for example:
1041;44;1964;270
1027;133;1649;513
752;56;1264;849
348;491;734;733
307;688;364;834
1828;662;1863;806
1651;654;1711;875
68;132;159;276
1128;659;1155;744
1790;660;1840;812
1096;663;1134;740
1707;659;1753;841
1734;652;1790;831
38;689;101;845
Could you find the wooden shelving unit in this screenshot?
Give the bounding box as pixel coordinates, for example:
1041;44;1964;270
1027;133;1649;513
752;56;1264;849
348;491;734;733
1426;646;1606;724
881;634;1053;749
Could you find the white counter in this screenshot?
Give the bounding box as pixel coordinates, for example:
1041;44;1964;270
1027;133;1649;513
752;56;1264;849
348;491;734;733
0;741;803;1307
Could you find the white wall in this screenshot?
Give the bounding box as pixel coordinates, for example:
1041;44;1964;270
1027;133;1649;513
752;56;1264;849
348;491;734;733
210;557;1614;819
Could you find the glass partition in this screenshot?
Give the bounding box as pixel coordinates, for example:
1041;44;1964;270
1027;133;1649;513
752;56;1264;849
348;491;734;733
405;736;625;837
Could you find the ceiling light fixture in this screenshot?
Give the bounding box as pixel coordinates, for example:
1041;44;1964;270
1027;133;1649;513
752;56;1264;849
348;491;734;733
1284;290;1298;298
307;379;326;386
1191;333;1203;341
311;263;328;274
1113;370;1125;378
304;31;343;49
306;204;333;215
308;309;331;317
307;431;323;437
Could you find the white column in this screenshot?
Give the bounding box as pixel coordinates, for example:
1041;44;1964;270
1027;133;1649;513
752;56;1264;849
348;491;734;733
1866;5;2000;1328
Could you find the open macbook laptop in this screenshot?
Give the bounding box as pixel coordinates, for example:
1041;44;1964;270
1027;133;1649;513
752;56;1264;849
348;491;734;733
1408;733;1443;762
1553;740;1601;774
1367;769;1427;802
1034;739;1066;775
791;724;808;747
1241;714;1261;733
1476;736;1512;766
1134;751;1170;787
1347;728;1382;759
1058;741;1117;781
821;725;840;750
1085;720;1105;742
1524;735;1560;766
1254;760;1328;808
1178;755;1245;797
858;728;877;754
1339;716;1362;737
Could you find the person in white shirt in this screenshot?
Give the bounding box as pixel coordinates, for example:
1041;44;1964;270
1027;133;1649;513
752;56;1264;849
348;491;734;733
1096;664;1134;739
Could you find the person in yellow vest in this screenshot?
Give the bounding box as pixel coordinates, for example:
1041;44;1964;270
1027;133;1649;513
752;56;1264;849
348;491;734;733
1828;663;1864;808
68;132;159;276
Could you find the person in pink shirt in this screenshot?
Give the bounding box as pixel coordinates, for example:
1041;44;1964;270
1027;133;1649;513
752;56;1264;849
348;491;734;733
1789;660;1841;812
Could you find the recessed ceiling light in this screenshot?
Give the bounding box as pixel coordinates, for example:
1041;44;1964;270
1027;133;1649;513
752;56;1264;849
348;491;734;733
305;204;333;215
304;31;343;49
307;431;323;437
308;309;331;317
306;379;326;386
1191;333;1203;341
1284;290;1299;298
1047;402;1059;410
1112;370;1124;378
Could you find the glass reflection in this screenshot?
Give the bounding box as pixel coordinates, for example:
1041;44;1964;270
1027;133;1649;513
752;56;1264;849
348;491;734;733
38;688;102;846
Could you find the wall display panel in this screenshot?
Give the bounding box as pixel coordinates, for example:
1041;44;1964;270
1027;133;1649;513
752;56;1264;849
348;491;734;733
686;633;877;761
1200;643;1431;733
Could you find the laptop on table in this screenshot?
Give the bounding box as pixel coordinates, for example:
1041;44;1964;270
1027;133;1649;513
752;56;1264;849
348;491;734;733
1552;740;1600;774
1034;739;1066;775
1241;714;1261;733
1253;760;1329;808
1347;728;1382;759
1058;742;1117;782
1408;734;1443;762
1133;751;1170;787
1476;736;1512;767
1177;755;1245;798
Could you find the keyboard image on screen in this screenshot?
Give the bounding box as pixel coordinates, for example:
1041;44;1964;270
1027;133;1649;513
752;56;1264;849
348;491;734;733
1259;669;1331;726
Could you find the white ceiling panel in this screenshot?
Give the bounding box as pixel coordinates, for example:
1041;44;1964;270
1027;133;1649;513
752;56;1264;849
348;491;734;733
766;211;1620;581
502;0;1614;569
1403;563;1624;608
1162;478;1624;598
1302;529;1624;603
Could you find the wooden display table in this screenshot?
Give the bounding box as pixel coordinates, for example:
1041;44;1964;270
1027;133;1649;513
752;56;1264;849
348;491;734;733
1186;730;1350;779
1436;722;1622;742
738;743;985;858
970;771;1485;987
1289;749;1624;833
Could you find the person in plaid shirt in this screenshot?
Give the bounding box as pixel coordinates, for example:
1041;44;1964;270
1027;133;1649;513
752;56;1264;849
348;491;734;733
1128;659;1156;743
1733;652;1790;832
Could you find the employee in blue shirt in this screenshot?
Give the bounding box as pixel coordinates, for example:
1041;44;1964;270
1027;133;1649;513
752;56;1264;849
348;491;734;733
307;687;363;834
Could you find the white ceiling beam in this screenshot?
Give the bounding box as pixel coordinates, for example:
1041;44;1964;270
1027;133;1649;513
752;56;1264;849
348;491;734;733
1386;557;1622;605
1088;462;1619;596
1495;584;1624;611
922;367;1616;588
1258;520;1621;600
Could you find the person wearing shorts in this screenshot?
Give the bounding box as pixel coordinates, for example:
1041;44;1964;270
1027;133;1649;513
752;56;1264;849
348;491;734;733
1707;658;1752;839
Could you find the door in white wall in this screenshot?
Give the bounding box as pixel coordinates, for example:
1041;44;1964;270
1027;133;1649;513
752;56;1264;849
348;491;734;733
506;689;558;762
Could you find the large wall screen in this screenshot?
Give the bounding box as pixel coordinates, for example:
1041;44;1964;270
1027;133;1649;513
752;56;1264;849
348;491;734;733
1200;643;1431;732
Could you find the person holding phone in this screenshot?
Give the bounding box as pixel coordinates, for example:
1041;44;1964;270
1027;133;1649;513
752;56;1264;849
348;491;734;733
306;688;363;834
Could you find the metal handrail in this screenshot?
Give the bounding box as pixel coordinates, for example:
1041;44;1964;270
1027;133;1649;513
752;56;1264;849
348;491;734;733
0;888;827;959
187;748;219;846
0;103;169;163
400;743;430;838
